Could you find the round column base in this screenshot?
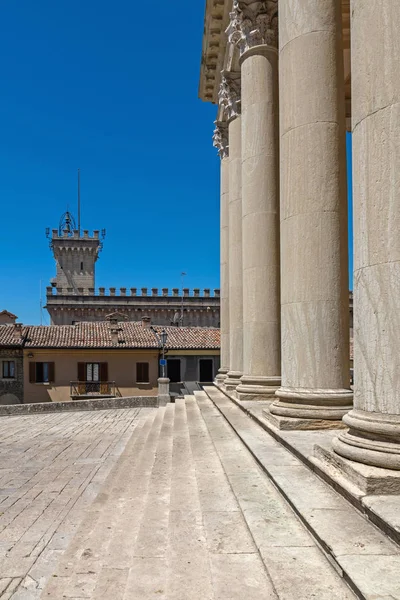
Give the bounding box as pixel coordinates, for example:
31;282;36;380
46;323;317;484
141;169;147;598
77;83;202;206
225;371;243;391
333;409;400;470
270;387;353;420
215;368;229;385
237;375;281;401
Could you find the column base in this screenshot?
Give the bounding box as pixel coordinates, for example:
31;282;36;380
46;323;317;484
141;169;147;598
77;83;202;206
215;368;229;385
225;371;243;391
314;444;400;495
266;387;353;430
333;409;400;471
236;375;281;401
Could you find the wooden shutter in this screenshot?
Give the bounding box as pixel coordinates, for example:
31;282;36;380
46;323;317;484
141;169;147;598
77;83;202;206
77;362;85;382
48;362;55;383
29;362;36;383
137;362;149;383
100;362;108;382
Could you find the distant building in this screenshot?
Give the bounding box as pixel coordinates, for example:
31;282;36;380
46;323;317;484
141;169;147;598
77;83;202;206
0;324;24;404
0;310;18;325
45;212;220;327
0;319;220;404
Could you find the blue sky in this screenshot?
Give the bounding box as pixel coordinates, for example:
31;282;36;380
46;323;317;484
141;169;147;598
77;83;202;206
0;1;353;325
0;0;218;324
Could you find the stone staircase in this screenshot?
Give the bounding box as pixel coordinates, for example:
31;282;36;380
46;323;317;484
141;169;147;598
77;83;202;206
37;395;360;599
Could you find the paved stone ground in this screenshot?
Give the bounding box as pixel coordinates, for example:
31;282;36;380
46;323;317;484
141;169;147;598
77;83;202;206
0;408;151;599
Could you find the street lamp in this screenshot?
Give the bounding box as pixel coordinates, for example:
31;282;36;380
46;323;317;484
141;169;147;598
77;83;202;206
151;327;168;377
160;329;168;377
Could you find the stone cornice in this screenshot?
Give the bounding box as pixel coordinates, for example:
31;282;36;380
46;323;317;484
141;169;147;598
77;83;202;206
213;121;229;159
226;0;278;56
199;0;232;103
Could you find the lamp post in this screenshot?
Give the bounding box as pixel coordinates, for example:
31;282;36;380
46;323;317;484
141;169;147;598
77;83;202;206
160;328;168;377
151;326;168;377
151;326;170;406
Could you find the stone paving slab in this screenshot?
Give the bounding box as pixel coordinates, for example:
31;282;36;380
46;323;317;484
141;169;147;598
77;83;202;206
0;407;152;598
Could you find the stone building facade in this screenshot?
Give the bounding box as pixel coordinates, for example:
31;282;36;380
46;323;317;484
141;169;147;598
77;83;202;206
0;321;220;403
46;227;220;327
201;0;400;483
0;325;25;404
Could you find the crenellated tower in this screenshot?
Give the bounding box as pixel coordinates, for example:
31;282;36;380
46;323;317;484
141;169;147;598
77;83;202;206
47;212;105;294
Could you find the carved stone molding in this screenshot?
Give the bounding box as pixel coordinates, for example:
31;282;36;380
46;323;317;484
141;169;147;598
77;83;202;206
226;0;278;56
218;73;241;122
213;121;229;159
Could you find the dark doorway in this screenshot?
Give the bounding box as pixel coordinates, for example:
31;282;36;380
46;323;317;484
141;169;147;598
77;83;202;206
167;359;181;383
199;359;213;382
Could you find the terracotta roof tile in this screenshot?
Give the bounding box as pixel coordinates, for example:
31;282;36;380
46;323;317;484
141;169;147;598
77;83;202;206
22;322;220;350
0;325;26;347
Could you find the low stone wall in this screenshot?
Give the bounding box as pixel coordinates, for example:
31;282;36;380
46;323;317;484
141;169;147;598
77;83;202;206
0;396;158;417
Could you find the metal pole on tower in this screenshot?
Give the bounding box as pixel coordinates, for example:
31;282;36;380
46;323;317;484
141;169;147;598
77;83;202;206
181;272;186;326
77;168;81;235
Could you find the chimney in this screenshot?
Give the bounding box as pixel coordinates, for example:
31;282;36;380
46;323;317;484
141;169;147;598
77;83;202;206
141;315;151;329
13;323;23;340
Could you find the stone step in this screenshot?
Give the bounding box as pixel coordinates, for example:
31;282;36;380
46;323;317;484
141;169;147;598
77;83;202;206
184;395;281;600
201;387;400;600
122;402;175;600
164;398;214;600
40;407;163;599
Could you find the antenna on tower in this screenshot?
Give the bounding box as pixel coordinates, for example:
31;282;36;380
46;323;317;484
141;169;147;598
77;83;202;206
77;168;81;235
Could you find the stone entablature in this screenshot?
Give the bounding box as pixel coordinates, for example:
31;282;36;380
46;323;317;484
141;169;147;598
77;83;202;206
199;0;351;128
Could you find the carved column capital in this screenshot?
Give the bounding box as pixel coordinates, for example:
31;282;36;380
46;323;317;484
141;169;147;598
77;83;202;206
213;121;229;159
218;73;241;122
226;0;278;56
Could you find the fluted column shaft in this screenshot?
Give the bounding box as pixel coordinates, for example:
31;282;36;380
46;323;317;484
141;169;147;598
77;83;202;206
270;0;352;423
236;46;281;401
334;2;400;468
226;115;243;390
217;153;230;381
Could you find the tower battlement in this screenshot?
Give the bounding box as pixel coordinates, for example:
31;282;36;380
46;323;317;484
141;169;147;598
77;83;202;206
51;229;101;240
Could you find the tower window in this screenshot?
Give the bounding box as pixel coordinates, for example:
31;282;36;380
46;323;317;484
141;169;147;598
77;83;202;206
80;262;83;271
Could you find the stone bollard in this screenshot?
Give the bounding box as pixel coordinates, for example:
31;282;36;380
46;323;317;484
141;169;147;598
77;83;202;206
157;377;170;407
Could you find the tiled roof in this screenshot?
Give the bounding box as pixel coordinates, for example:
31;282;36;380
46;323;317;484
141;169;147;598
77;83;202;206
22;322;220;350
0;325;26;347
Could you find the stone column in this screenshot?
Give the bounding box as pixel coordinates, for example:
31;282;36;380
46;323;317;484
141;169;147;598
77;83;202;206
334;2;400;468
213;122;230;383
268;0;352;428
219;75;243;391
228;1;281;400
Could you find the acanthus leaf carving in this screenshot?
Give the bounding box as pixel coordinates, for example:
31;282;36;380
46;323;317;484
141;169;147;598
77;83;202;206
213;121;229;159
218;73;241;122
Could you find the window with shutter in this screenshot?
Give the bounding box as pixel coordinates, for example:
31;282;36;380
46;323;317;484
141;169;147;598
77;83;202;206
136;362;149;383
2;361;15;379
31;362;55;383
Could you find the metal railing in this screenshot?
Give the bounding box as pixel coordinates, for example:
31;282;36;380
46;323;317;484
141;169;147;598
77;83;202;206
70;381;116;398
